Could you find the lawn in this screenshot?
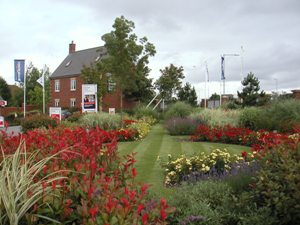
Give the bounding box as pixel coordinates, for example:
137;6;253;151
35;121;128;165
118;124;251;197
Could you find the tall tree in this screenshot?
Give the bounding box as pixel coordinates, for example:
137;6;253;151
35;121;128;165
27;64;50;109
99;16;156;110
0;76;12;103
154;64;185;101
209;93;220;100
237;72;266;107
177;82;198;106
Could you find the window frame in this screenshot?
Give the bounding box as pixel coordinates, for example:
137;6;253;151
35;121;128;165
54;99;60;107
54;80;60;92
70;78;76;91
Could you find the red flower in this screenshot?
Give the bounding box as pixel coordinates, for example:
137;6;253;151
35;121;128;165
160;208;167;221
132;168;137;178
241;151;248;157
142;213;149;224
89;206;98;221
137;204;144;214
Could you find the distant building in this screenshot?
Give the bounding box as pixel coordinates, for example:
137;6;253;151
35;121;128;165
291;90;300;100
49;41;136;112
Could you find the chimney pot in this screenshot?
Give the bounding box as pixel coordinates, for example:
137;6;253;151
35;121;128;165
69;41;76;53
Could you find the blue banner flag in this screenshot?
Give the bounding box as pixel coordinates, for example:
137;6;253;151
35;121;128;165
221;56;225;80
14;59;25;83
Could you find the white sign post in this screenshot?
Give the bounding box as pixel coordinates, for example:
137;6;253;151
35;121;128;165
0;116;4;128
82;84;98;113
49;107;61;120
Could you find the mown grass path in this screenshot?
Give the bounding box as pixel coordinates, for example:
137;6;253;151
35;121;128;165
118;124;250;197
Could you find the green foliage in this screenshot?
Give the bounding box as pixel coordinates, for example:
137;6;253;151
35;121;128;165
128;120;151;139
155;64;185;101
0;76;11;102
164;101;193;120
239;99;300;132
21;114;58;133
133;104;160;120
238;107;264;130
191;108;241;127
177;82;198;107
66;111;83;123
164;117;202;135
209;92;220;100
26;64;50;107
237;72;266;107
251;143;300;224
101;16;156;104
221;100;241;110
79;112;122;130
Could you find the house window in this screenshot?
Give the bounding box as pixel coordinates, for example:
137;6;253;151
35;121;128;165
54;99;60;107
55;80;60;92
70;78;76;91
107;76;116;92
70;98;76;107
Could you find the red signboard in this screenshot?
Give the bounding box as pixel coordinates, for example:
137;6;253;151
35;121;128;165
0;100;7;106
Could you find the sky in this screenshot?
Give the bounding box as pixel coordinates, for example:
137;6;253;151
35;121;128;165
1;0;300;100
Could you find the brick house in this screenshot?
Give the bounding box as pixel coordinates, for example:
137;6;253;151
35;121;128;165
50;41;136;112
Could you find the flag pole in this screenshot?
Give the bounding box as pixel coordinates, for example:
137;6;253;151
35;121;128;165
43;65;46;114
24;65;26;118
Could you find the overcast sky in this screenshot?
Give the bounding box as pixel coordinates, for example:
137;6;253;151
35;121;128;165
1;0;299;100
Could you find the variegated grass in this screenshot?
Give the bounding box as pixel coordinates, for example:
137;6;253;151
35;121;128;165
0;141;67;225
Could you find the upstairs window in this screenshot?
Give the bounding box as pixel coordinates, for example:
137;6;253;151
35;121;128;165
70;78;76;91
55;80;60;92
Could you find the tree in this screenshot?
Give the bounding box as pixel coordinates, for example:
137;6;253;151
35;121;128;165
27;64;50;109
0;76;12;103
154;64;185;101
177;82;198;106
237;72;266;107
209;93;220;100
98;16;156;110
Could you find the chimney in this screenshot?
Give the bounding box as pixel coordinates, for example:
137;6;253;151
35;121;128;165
69;41;76;53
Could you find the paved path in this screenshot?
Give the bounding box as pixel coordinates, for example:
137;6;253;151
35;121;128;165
0;126;22;136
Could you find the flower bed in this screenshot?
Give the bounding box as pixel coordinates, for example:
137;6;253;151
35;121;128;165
0;127;172;224
191;124;300;152
163;149;255;186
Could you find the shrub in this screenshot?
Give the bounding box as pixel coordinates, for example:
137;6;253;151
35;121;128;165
66;111;83;123
21;114;58;133
128;120;151;139
133;104;160;120
167;181;275;225
263;99;300;132
164;102;193;120
164;117;202;135
190;108;241;127
251;142;300;224
0;127;173;224
79;112;122;130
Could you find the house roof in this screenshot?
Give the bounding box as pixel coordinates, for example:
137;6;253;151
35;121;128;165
50;46;107;79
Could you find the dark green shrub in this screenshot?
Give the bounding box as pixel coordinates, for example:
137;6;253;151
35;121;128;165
21;114;58;133
164;101;193;120
251;143;300;224
5;112;21;126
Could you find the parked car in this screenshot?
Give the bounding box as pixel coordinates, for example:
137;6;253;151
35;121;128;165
61;110;72;119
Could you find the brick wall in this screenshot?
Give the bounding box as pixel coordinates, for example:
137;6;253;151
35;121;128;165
50;76;137;111
50;76;83;108
292;90;300;100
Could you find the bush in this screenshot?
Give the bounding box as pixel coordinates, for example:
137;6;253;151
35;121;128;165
133;104;160;120
164;117;203;135
164;102;193;120
239;107;268;131
21;114;58;133
79;112;122;130
190;108;241;127
66;111;83;123
251;142;300;224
